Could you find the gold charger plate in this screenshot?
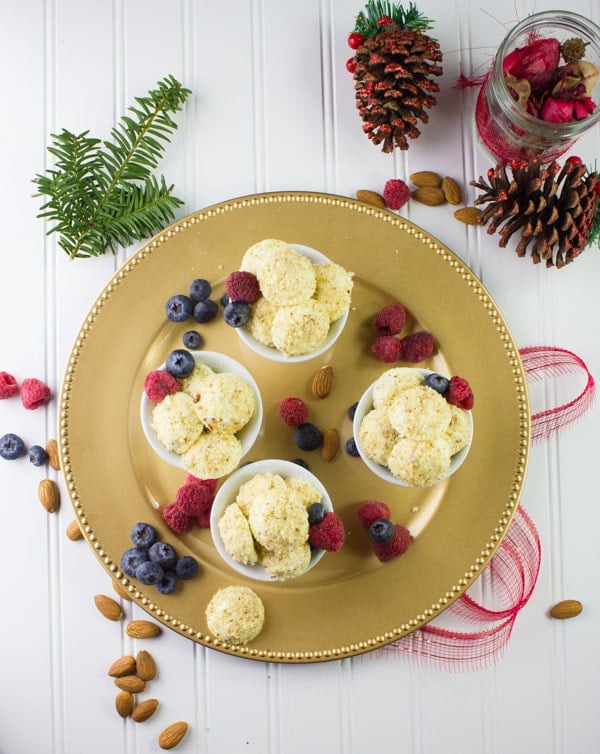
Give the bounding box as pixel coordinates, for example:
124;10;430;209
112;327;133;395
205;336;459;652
60;192;530;663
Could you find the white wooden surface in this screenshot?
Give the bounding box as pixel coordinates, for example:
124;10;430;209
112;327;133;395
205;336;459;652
1;1;599;752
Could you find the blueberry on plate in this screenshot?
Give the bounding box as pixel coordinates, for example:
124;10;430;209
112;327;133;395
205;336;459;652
174;555;200;580
345;437;360;457
136;560;164;586
189;278;212;303
308;502;327;526
165;349;196;378
155;570;179;595
130;522;158;548
369;518;394;544
193;299;219;323
294;423;323;452
290;458;309;470
347;401;358;420
182;330;203;350
149;541;177;569
120;547;150;578
423;372;450;396
28;444;48;466
0;433;26;461
223;301;251;328
165;294;193;322
220;292;230;307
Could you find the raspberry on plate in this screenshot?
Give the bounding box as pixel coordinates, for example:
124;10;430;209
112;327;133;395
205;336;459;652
400;331;435;363
372;524;411;561
308;512;345;552
446;375;474;410
162;502;195;534
20;378;52;410
175;482;214;516
278;396;309;427
383;179;410;210
144;369;181;402
225;270;261;304
372;304;406;336
0;371;19;399
372;335;402;363
356;500;391;529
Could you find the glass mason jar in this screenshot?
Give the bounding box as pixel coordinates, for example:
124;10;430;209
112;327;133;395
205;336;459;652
476;11;600;163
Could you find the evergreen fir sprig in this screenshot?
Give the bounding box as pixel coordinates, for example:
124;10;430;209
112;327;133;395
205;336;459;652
33;75;192;259
354;0;433;37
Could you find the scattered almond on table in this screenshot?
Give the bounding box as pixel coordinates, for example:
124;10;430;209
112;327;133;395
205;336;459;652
66;519;83;541
38;478;60;513
126;619;162;639
94;594;124;621
549;599;583;619
311;365;334;398
355;189;386;207
45;438;61;470
321;427;340;462
158;721;189;750
132;698;159;723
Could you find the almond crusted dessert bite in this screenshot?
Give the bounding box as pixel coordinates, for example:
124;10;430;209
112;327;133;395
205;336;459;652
205;585;265;644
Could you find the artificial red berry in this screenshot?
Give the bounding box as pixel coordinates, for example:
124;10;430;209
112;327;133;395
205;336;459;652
346;56;357;74
565;155;583;165
377;15;393;26
347;32;364;49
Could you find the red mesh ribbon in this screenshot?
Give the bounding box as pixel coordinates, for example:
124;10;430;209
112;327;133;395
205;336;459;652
376;346;595;669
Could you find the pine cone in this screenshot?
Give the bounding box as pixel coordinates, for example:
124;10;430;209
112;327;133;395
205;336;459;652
353;27;443;152
471;159;599;268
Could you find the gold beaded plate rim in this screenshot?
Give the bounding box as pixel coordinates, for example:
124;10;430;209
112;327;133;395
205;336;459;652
59;191;530;663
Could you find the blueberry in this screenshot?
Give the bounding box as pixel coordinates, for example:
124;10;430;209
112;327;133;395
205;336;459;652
155;570;179;595
120;547;150;578
182;330;203;350
369;518;394;544
130;522;158;548
189;278;212;303
0;433;26;460
165;349;196;378
345;437;360;457
223;301;251;328
174;555;200;580
220;292;230;307
148;541;177;569
294;423;323;451
347;401;358;420
308;502;327;526
290;458;309;470
193;299;219;323
28;444;48;466
165;294;193;322
423;372;450;396
136;560;165;586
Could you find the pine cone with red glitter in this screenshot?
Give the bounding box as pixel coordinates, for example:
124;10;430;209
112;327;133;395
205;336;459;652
471;157;600;268
347;1;443;153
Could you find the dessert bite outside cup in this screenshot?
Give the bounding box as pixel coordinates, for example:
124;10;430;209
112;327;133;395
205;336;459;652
236;244;350;364
353;368;474;488
140;351;263;477
210;459;334;582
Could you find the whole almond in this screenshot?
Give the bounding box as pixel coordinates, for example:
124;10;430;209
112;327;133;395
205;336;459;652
108;655;137;678
38;478;60;513
409;170;442;188
45;439;60;470
550;599;583;619
112;579;133;601
453;207;482;225
66;519;83;541
94;594;124;621
135;650;157;681
114;675;146;693
411;187;446;206
311;365;334;399
132;698;159;723
355;189;385;208
115;690;135;718
441;176;462;205
320;428;340;462
158;721;189;750
126;620;162;639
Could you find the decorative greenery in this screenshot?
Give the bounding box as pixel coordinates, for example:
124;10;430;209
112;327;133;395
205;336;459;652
33;75;191;259
353;0;433;37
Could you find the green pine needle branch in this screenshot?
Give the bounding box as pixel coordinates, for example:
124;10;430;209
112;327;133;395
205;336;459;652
33;75;192;259
354;0;434;37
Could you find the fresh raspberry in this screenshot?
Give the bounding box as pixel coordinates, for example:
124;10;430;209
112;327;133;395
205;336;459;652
0;371;19;399
225;270;261;304
383;179;410;210
162;502;195;534
278;396;309;426
356;500;391;529
372;303;406;335
20;378;51;410
400;331;435;363
372;524;411;561
196;507;212;528
144;369;181;402
184;474;218;495
175;482;214;516
446;375;474;410
371;335;402;363
308;512;345;552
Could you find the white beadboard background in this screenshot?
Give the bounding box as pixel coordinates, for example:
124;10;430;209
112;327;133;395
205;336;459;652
1;1;599;753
